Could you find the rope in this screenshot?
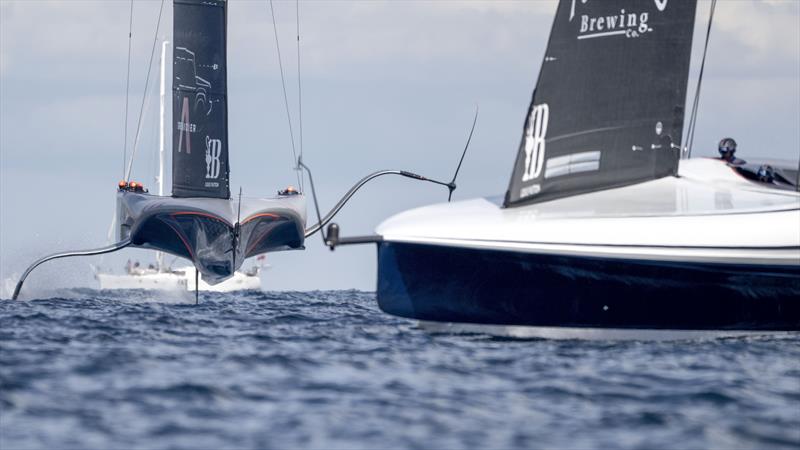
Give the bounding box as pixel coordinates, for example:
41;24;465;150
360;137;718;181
125;0;166;182
269;0;303;188
685;0;717;158
296;0;305;191
122;0;134;179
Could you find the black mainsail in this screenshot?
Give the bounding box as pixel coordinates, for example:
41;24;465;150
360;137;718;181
172;0;230;199
505;0;697;207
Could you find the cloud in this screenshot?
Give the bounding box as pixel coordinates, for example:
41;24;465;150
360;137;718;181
701;0;800;79
227;0;558;83
1;1;558;86
0;1;166;90
3;0;797;85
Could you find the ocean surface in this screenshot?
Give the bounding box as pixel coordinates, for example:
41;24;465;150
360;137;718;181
1;289;798;450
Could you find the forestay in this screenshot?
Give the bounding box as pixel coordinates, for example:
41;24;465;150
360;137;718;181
505;0;697;207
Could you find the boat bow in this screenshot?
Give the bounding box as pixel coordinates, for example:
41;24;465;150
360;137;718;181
117;192;306;284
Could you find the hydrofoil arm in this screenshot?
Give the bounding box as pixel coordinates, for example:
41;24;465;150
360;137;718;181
11;239;132;300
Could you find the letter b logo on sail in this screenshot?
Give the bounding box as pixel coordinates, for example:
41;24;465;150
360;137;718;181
522;104;549;182
205;136;222;179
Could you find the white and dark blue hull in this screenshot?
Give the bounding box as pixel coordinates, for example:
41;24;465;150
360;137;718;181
377;241;799;332
375;159;800;334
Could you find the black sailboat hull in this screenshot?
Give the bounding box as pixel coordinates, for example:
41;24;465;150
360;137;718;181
117;192;306;285
376;242;800;331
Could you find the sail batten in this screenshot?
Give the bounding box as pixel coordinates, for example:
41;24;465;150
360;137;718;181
172;0;230;199
505;0;698;207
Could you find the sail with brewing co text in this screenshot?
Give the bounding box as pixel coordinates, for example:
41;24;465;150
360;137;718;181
172;0;230;199
505;0;697;207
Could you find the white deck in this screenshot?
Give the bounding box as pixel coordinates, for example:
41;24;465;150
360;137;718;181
376;158;800;265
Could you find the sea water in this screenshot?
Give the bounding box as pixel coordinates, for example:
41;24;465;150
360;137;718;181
1;290;798;449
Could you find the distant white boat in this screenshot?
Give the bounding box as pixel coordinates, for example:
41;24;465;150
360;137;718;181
94;262;263;292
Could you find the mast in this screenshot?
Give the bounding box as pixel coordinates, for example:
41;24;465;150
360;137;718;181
156;39;168;272
158;40;168;198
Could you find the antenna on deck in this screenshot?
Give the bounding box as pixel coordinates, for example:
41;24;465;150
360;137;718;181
447;106;479;202
232;187;243;273
236;187;243;220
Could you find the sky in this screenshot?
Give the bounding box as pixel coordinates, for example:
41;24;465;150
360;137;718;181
1;0;799;295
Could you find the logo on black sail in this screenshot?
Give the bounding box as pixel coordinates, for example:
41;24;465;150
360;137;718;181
570;0;670;40
205;135;222;186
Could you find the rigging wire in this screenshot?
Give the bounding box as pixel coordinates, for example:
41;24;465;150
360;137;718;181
271;1;476;237
122;0;134;179
125;0;166;182
301;166;452;240
269;0;303;188
296;0;305;191
297;157;327;244
685;0;717;159
300;109;479;240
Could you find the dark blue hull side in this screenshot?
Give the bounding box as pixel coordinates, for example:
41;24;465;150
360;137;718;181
376;242;800;331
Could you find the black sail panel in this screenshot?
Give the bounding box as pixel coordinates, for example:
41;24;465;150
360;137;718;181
505;0;697;207
172;0;230;199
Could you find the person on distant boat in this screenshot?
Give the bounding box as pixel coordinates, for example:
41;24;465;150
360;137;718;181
718;137;745;165
278;185;300;196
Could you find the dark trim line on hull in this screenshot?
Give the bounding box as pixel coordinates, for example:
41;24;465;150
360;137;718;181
376;241;800;331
